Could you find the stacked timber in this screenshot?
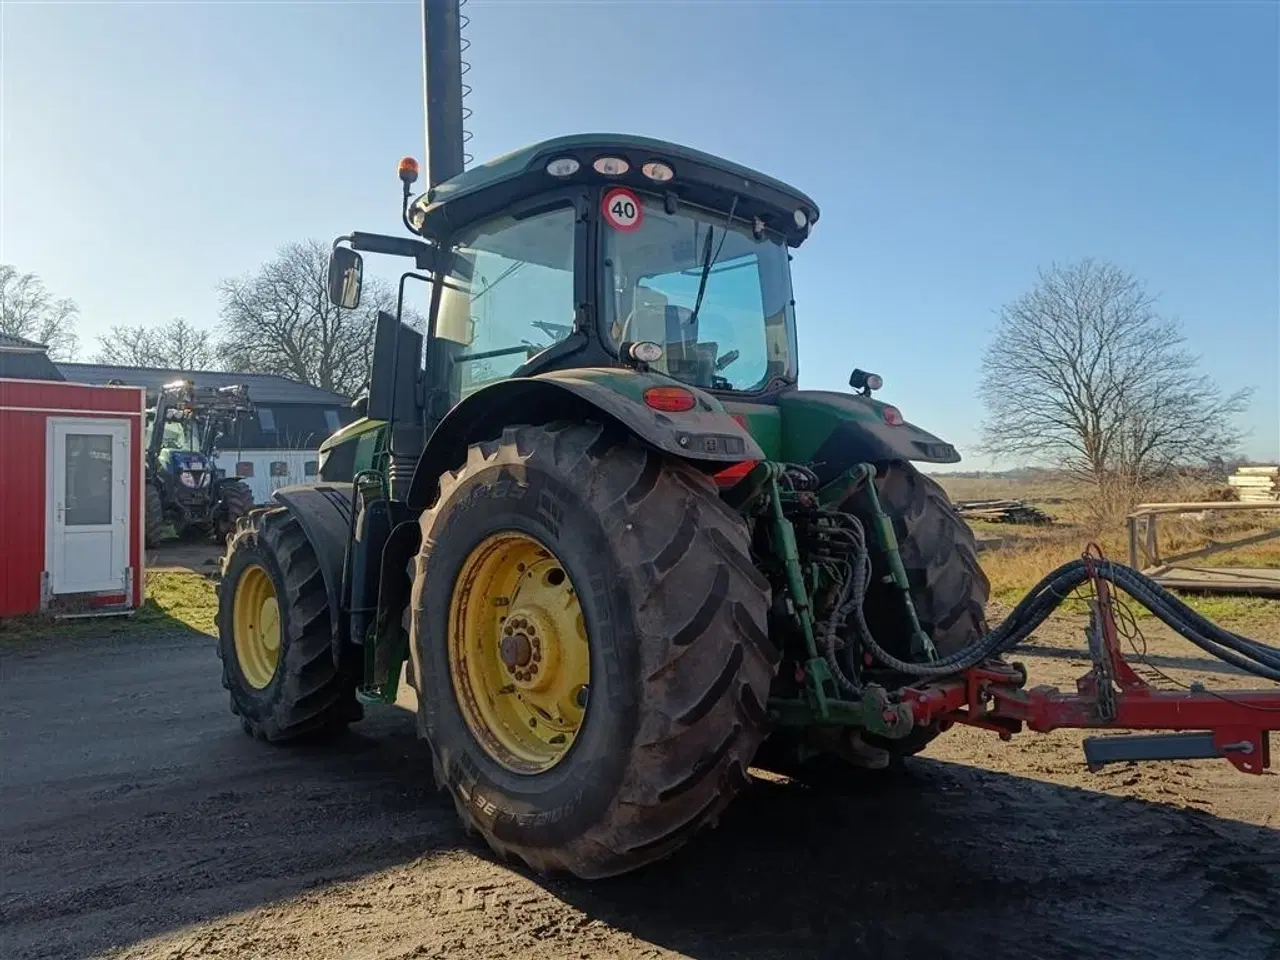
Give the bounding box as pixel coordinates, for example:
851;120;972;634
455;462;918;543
1228;466;1280;502
954;499;1053;525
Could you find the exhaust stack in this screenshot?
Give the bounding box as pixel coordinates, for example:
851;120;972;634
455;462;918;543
421;0;466;188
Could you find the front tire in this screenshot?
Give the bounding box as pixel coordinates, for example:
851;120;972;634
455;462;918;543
217;507;360;741
411;423;776;879
144;485;163;549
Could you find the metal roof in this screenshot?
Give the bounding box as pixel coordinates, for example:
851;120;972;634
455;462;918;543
1;350;65;381
56;363;351;405
0;333;50;351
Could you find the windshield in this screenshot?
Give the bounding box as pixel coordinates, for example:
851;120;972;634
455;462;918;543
603;194;797;392
152;418;197;450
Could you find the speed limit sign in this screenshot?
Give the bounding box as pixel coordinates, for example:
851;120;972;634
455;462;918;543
602;188;643;232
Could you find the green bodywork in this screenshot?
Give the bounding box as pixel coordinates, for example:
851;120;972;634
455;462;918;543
307;133;963;736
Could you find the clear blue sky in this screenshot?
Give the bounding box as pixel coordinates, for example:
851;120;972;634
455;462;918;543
3;0;1277;467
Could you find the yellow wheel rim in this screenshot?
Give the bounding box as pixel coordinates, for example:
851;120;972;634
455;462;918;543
233;564;282;689
448;532;590;774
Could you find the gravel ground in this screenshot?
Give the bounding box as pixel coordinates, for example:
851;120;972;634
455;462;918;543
1;612;1277;960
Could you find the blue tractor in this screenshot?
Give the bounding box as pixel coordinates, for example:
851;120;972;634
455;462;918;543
144;379;256;547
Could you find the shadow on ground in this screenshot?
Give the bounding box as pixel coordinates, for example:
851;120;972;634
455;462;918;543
537;760;1280;960
2;628;1277;960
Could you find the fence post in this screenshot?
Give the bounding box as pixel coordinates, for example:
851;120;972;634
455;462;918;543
1127;514;1139;569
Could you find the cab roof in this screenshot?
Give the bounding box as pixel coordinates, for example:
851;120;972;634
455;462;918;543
411;133;821;247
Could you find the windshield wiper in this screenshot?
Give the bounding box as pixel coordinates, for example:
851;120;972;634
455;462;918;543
686;195;739;330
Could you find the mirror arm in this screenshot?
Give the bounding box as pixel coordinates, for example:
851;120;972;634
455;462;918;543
350;231;434;264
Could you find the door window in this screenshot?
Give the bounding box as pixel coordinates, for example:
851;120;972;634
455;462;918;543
436;205;577;398
64;434;114;526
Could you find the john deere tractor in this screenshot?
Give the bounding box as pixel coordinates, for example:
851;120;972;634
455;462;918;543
216;0;985;879
145;379;255;546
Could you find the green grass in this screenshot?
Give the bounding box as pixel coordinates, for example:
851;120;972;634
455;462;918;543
0;572;218;645
139;572;218;635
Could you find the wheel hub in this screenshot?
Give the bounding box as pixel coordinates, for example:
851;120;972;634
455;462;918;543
448;532;590;774
232;563;282;689
500;631;533;669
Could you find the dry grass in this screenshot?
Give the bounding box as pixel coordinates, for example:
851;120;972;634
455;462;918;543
935;473;1280;630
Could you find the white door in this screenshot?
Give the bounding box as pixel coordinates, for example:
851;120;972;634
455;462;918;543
48;418;131;596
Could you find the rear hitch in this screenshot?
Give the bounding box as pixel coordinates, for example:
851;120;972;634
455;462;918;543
901;550;1280;775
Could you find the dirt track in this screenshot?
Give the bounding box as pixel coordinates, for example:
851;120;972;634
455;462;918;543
2;615;1278;960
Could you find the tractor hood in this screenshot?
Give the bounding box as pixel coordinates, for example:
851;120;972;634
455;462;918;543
158;449;212;473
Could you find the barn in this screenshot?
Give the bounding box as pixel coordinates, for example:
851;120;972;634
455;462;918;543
58;363;355;504
0;336;147;618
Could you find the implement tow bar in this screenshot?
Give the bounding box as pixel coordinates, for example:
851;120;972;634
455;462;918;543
900;548;1280;775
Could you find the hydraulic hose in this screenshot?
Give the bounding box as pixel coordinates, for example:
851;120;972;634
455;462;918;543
854;559;1280;683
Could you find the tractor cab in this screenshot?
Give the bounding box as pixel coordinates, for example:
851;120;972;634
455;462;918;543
406;135;816;401
320;135;822;485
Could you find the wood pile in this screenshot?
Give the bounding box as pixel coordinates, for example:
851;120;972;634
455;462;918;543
1228;465;1280;502
954;499;1053;525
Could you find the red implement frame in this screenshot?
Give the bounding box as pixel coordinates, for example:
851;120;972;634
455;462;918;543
902;550;1280;775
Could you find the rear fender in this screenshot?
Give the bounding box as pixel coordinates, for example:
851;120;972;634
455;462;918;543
269;484;353;662
406;368;763;510
777;390;960;484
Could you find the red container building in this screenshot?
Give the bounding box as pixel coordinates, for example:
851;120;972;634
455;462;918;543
0;351;147;617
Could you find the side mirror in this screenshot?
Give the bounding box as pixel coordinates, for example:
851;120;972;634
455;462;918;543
327;247;364;309
350;395;369;419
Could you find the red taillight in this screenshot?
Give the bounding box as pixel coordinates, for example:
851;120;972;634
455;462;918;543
714;460;758;488
882;405;904;426
644;386;696;413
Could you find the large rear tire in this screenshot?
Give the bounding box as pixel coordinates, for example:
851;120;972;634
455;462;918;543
864;463;989;757
756;462;989;776
216;507;361;741
411;422;776;879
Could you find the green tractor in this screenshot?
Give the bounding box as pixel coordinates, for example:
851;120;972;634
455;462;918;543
216;0;985;879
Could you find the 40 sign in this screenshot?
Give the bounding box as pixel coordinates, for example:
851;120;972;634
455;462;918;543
602;188;643;232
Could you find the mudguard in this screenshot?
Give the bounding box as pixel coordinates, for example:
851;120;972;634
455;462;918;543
406;368;764;511
777;390;960;484
269;484;353;657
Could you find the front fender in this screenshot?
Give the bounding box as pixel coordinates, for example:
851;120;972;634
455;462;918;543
406;368;764;511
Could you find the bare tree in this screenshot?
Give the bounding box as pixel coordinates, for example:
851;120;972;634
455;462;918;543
979;259;1250;504
95;317;215;370
0;265;80;359
217;240;416;397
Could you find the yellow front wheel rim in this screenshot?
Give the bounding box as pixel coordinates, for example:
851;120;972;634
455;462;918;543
233;564;282;689
448;532;590;774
